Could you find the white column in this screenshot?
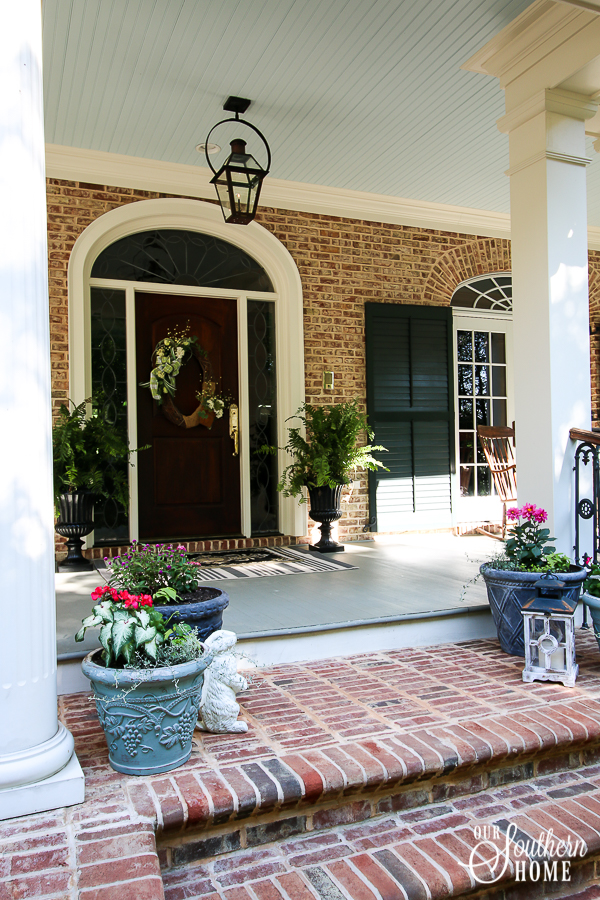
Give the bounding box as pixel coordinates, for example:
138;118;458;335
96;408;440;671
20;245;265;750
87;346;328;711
499;90;597;553
0;2;84;819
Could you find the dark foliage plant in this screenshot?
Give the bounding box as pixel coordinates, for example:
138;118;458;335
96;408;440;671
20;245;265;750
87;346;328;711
52;397;142;511
276;400;388;501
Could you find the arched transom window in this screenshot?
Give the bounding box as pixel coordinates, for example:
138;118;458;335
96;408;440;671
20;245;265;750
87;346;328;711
451;273;512;312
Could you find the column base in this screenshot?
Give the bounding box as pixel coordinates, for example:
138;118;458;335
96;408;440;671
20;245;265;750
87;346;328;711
0;753;84;821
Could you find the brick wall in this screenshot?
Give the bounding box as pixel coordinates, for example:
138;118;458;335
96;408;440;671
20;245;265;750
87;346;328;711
47;179;600;547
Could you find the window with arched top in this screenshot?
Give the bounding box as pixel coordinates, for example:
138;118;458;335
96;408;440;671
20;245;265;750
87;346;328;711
451;273;513;521
451;273;512;312
91;229;275;291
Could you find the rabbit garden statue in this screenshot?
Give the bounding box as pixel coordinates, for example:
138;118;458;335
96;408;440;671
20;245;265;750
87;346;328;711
197;630;248;733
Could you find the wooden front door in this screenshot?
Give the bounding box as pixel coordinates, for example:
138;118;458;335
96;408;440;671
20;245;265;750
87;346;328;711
136;292;240;540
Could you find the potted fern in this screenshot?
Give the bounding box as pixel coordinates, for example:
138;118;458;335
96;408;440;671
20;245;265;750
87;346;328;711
277;400;387;552
77;585;212;775
53;397;141;571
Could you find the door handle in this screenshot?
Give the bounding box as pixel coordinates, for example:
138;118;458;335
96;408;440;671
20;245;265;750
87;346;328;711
229;403;239;456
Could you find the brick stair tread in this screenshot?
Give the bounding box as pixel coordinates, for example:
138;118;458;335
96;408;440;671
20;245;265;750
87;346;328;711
4;635;600;900
162;764;600;899
69;634;600;837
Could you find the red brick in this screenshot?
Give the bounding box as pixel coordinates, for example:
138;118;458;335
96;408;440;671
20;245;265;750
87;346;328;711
300;751;346;794
327;859;380;900
0;872;72;898
9;848;70;875
280;755;324;802
77;831;156;865
197;772;236;824
275;872;319;899
79;877;165;900
172;772;212;826
251;880;287;900
350;853;407;899
414;836;475;893
127;783;158;821
78;854;161;888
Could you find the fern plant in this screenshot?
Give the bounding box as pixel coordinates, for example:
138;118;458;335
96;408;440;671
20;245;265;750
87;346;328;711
52;396;142;511
277;400;387;501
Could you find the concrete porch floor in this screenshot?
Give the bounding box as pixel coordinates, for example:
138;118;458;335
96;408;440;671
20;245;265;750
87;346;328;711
56;534;497;692
5;632;600;900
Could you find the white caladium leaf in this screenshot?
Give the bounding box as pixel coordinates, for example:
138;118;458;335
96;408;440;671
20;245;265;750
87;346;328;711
112;607;130;623
137;609;150;629
99;623;113;656
111;619;135;659
94;602;114;623
134;625;157;646
144;637;158;660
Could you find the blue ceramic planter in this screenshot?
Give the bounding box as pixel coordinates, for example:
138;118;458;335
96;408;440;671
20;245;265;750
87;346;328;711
582;591;600;652
480;565;586;657
154;587;229;641
82;648;212;775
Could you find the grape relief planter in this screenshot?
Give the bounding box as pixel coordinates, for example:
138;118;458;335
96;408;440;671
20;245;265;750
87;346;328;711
82;647;212;775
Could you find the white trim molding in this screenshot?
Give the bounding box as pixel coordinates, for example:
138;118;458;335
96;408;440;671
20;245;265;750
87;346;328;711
46;143;512;240
68;198;306;537
43;142;600;252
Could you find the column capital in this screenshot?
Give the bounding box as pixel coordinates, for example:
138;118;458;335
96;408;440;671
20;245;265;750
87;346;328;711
497;88;598;133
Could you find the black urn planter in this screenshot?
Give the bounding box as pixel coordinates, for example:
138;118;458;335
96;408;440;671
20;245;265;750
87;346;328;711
308;484;345;553
480;564;586;657
55;491;95;572
154;587;230;641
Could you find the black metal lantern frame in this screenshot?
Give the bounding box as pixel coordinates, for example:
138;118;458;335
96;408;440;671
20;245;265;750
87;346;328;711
204;97;271;225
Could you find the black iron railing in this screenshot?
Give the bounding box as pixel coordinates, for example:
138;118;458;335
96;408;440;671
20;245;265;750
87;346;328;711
571;427;600;629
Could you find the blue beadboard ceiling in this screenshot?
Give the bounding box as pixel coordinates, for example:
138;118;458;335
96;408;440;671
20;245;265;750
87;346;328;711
42;0;600;225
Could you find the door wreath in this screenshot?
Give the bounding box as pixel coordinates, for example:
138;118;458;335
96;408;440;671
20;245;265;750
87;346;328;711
139;328;223;430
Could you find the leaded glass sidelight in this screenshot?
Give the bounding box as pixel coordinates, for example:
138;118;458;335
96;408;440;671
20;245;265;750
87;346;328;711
90;288;129;544
247;300;278;534
91;229;274;292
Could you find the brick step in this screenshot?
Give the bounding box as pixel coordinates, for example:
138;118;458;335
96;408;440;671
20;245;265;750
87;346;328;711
7;636;600;900
160;761;600;900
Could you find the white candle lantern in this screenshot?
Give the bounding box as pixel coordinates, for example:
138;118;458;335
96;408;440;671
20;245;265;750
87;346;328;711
521;574;578;688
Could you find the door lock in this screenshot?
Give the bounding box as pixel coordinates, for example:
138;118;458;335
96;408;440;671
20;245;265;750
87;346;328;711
229;403;239;456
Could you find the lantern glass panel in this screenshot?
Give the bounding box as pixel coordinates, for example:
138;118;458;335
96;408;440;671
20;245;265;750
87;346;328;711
532;618;545;639
549;619;566;642
530;645;541;667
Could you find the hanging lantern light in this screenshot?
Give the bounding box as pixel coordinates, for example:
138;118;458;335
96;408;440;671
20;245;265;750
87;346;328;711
204;97;271;225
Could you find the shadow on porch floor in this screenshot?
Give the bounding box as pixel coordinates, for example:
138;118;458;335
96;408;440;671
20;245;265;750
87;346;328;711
56;534;497;691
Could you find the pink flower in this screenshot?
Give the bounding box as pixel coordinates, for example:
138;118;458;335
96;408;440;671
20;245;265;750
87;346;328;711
91;585;110;602
140;595;153;607
506;507;521;521
520;503;537;520
177;545;186;551
533;508;548;523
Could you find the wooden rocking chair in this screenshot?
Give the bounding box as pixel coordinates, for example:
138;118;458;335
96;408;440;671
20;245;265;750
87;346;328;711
477;425;517;540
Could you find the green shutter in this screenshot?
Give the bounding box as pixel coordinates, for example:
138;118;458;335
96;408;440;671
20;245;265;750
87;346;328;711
366;304;455;531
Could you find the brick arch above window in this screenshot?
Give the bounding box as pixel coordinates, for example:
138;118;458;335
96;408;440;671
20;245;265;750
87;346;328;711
421;238;512;306
589;255;600;321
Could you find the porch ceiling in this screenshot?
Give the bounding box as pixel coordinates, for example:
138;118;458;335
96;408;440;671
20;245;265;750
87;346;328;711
43;0;600;225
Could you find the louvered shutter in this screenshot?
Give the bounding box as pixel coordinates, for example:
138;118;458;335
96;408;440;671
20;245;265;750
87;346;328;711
366;304;455;531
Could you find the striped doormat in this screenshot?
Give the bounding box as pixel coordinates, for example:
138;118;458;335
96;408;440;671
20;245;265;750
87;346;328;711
191;546;357;581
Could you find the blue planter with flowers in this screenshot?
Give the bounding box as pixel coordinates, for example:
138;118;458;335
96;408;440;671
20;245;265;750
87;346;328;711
104;541;229;640
76;584;213;775
154;587;229;641
480;503;586;656
82;648;212;775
